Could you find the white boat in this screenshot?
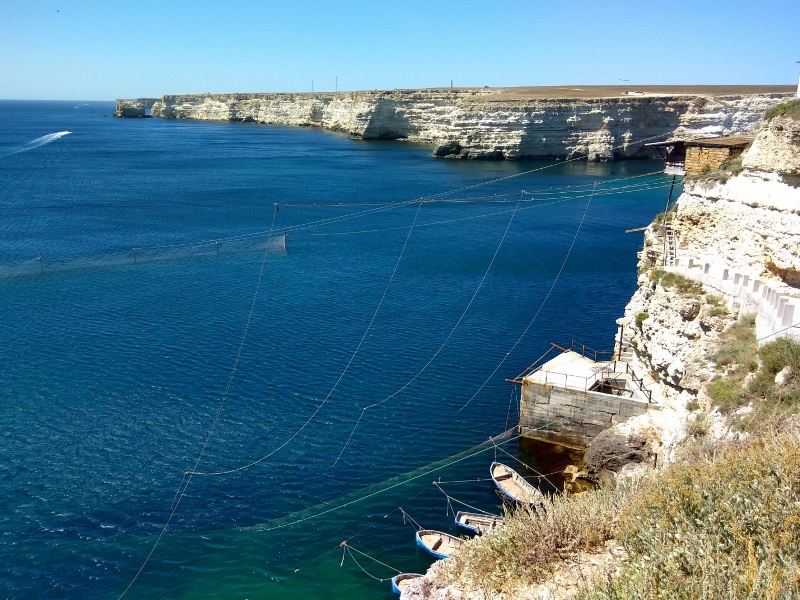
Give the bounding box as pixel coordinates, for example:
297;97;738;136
415;529;465;559
490;461;544;505
391;572;423;594
454;510;504;534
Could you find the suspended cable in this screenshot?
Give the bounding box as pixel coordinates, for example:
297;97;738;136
118;206;281;599
192;200;425;476
332;195;524;466
458;184;596;412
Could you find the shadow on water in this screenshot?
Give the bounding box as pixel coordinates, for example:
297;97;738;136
516;436;587;494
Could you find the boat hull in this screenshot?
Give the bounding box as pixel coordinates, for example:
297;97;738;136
391;573;423;595
490;461;544;506
415;529;464;560
454;510;504;534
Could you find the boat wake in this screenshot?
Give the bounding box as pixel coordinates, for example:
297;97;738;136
1;131;71;157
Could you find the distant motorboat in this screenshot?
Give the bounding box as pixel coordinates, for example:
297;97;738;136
415;529;466;559
454;510;505;534
391;572;423;595
490;461;544;506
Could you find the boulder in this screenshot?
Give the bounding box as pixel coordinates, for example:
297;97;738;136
583;429;648;484
433;140;462;157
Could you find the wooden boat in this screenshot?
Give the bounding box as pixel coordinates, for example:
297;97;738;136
454;510;505;534
490;461;544;506
391;572;423;595
415;529;465;559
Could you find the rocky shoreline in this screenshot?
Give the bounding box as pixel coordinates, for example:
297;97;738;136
400;106;800;598
115;86;792;161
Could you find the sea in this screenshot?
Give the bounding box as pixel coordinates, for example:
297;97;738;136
0;100;676;599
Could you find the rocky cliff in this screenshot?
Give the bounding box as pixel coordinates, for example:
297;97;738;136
618;110;800;413
115;87;792;161
400;105;800;599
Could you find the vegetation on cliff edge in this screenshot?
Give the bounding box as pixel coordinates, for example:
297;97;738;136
764;98;800;122
438;334;800;599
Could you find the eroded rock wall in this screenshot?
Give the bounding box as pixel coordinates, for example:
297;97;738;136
127;90;791;160
619;114;800;404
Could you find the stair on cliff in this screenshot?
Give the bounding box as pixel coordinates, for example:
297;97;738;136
654;224;678;267
665;225;677;266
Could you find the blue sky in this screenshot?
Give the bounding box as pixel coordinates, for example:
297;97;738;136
2;0;798;100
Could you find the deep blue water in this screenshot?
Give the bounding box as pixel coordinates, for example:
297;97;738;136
0;100;673;599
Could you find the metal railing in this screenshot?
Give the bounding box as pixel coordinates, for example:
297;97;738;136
625;362;653;403
568;340;616;363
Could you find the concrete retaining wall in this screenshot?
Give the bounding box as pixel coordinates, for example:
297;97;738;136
520;380;654;448
667;259;800;343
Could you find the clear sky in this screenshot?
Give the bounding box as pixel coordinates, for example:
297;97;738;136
2;0;799;100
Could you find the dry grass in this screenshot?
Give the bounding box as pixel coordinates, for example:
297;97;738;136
479;85;794;101
442;487;630;594
584;423;800;599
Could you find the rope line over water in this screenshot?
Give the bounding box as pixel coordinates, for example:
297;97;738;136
332;195;524;465
1;171;676;279
458;184;597;413
118;207;282;599
192;199;426;476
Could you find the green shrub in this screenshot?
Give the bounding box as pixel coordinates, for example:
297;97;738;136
653;209;675;226
712;315;757;370
585;428;800;599
707;377;746;412
709;305;728;317
764;98;800;121
649;269;703;296
635;311;649;329
747;338;800;406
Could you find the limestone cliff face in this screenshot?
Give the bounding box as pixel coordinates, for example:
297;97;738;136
618;113;800;407
400;110;800;600
117;90;790;161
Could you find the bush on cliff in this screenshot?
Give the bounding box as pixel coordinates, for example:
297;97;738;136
442;486;627;594
649;268;704;297
764;98;800;122
584;423;800;599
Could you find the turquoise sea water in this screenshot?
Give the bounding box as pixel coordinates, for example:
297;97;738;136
0;100;674;599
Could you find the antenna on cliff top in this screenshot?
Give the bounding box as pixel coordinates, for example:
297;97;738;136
796;60;800;98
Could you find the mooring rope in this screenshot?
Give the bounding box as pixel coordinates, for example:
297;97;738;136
333;196;524;465
458;183;597;412
340;542;402;581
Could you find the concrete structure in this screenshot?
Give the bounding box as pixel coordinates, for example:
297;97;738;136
516;349;659;448
683;135;754;176
666;258;800;344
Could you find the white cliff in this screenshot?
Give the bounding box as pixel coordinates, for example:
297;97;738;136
619;111;800;410
116;88;792;161
401;105;800;599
